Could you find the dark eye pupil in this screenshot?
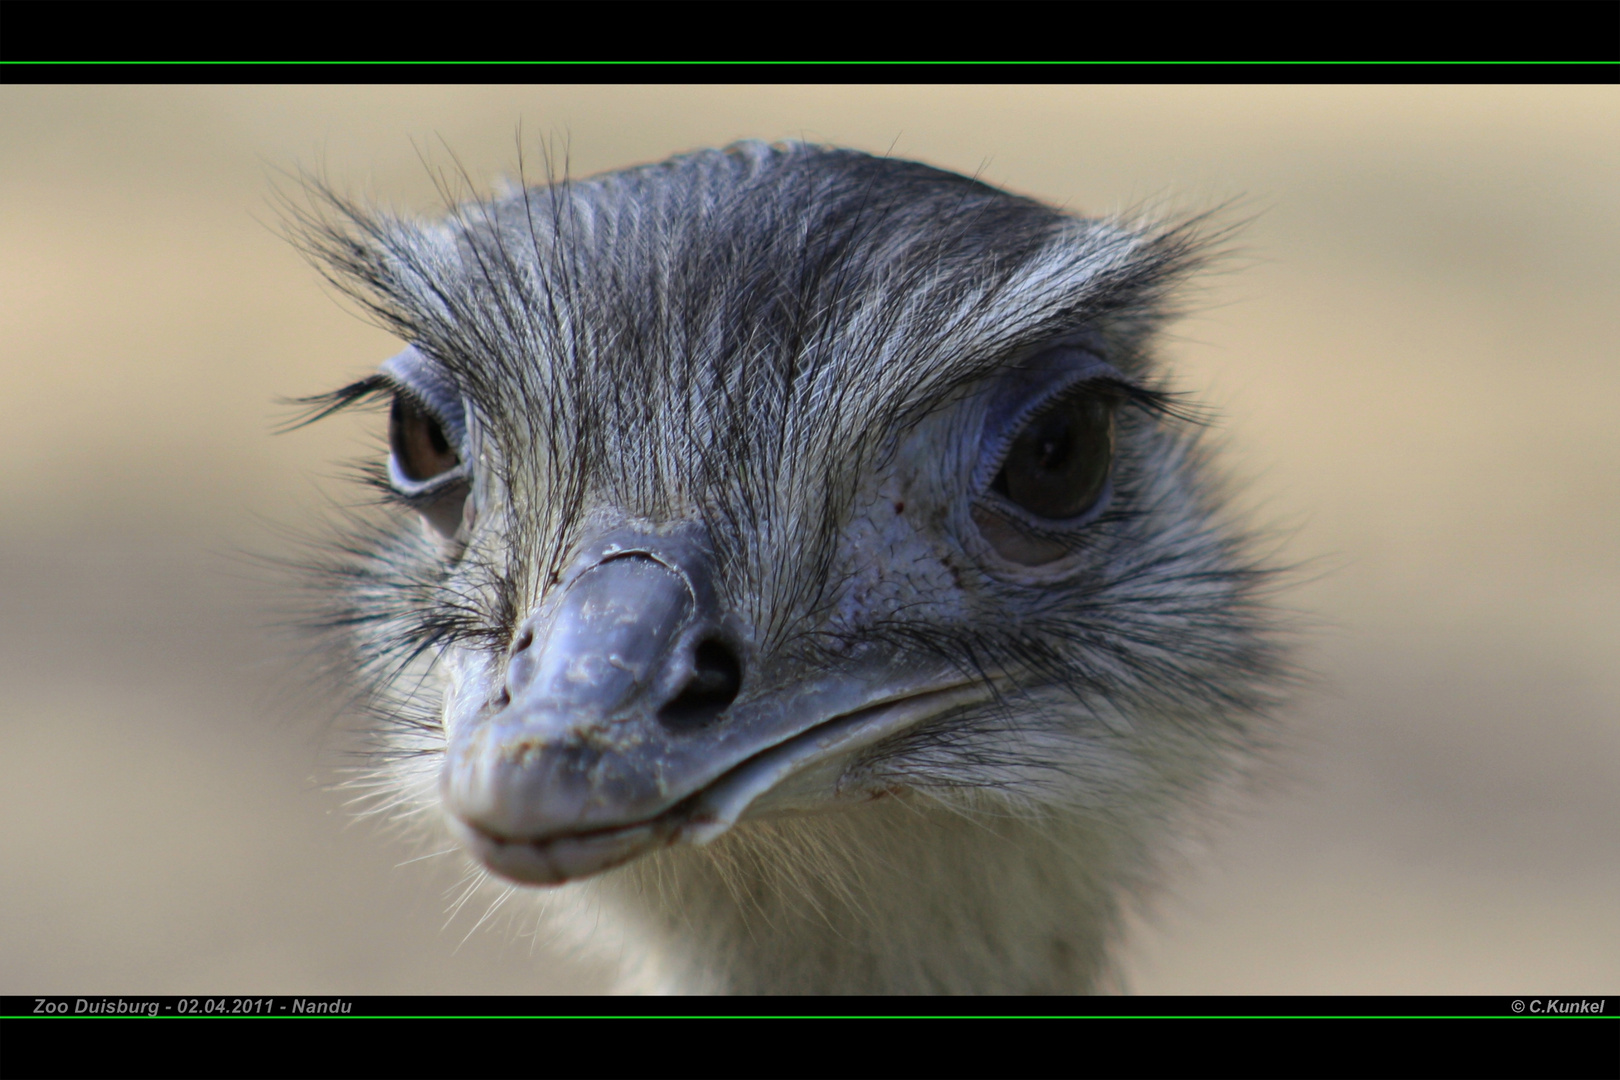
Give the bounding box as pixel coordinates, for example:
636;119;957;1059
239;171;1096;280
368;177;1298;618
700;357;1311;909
992;391;1113;519
390;394;460;482
426;420;450;457
1032;417;1074;472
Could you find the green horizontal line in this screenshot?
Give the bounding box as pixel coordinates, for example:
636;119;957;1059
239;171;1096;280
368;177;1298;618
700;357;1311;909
8;1013;1588;1020
1;59;1613;66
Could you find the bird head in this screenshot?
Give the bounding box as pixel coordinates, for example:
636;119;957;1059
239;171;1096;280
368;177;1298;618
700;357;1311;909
290;142;1283;889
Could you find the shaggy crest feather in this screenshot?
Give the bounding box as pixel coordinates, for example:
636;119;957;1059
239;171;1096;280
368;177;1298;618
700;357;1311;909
284;140;1289;993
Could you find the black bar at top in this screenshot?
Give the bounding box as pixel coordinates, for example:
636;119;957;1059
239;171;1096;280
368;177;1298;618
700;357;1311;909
1;1;1617;70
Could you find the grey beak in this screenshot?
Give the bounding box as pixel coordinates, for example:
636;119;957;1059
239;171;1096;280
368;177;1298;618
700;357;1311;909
442;532;734;845
439;528;976;887
505;554;694;726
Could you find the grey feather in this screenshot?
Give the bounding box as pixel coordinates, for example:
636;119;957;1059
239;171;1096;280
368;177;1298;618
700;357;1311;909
285;141;1290;993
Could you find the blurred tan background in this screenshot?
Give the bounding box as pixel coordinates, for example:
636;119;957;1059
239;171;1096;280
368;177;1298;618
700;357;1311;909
2;85;1616;995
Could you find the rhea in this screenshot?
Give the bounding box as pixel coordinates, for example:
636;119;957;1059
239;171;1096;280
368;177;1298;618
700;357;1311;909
290;142;1285;993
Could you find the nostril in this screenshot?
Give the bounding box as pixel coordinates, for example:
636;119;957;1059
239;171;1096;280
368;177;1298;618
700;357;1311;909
504;624;539;700
511;627;534;655
658;639;742;731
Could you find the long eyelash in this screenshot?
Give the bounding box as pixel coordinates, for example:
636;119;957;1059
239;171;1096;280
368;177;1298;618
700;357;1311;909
276;374;393;432
1092;378;1212;426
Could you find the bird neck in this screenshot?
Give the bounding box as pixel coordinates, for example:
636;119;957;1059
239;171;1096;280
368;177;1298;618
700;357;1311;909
564;796;1141;994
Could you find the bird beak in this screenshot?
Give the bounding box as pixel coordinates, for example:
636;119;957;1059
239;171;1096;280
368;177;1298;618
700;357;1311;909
439;528;976;886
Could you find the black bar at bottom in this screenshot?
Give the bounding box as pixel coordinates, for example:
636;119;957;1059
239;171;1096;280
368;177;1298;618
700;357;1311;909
3;993;1616;1017
2;1000;1617;1080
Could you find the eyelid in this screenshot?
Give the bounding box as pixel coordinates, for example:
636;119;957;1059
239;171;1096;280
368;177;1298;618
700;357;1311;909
380;345;469;450
386;424;468;500
380;346;472;498
387;463;469;502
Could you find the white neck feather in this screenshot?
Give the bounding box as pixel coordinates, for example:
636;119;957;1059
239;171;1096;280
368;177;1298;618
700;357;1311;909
545;797;1148;994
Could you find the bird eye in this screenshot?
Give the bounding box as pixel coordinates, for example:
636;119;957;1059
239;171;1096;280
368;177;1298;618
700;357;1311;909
989;388;1114;520
389;393;460;483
